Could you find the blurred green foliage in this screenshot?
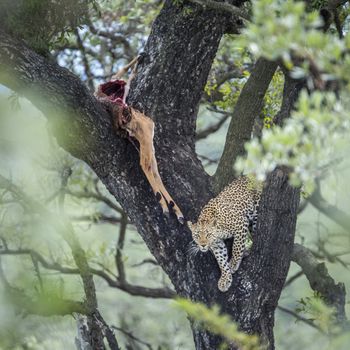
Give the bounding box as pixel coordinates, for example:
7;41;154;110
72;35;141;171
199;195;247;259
238;0;349;78
1;0;350;349
261;69;284;129
296;293;336;333
175;298;260;350
234;0;350;193
0;92;192;349
236;90;350;193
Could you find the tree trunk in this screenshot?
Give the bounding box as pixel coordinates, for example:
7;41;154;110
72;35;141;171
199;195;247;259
0;1;301;348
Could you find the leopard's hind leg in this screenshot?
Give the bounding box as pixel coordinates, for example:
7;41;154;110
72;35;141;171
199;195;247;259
229;217;249;273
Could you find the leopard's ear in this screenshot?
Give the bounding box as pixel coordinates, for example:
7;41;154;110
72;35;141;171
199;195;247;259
187;221;193;230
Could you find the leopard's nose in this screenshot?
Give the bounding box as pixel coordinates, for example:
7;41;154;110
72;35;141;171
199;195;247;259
199;244;208;252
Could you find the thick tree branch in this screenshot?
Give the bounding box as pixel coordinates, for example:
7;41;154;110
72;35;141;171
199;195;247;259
129;1;233;148
233;168;300;347
273;74;305;126
214;58;277;191
188;0;250;21
292;243;347;324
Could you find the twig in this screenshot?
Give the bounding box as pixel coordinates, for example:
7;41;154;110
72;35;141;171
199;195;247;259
196;114;230;140
284;270;303;288
277;306;323;332
309;182;350;232
0;245;175;299
112;325;153;350
198;154;219;166
131;259;159;268
70;213;126;225
30;253;44;293
297;200;309;214
65;189;124;214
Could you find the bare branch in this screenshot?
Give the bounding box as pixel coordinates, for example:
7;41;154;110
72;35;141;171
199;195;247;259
76;312;121;350
30;253;44;293
112;325;153;350
65;189;124;214
94;311;121;350
70;213;125;225
292;243;347;324
87;24;132;49
131;259;159;268
311;242;350;269
203;69;245;103
196;114;230;140
116;213;128;283
309;184;350;232
198;154;219;167
0;245;175;299
214;58;277;191
284;270;303;288
277;306;324;333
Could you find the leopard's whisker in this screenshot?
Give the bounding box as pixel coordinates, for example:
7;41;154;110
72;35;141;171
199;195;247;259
187;242;200;257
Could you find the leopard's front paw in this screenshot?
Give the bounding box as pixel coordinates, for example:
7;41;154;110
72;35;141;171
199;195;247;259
218;273;232;292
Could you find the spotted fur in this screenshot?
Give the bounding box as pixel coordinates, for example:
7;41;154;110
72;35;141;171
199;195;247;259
188;176;262;292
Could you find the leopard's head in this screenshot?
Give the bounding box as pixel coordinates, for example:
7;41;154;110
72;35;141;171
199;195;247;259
187;220;217;252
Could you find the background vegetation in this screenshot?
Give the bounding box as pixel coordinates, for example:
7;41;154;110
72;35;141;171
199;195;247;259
0;0;350;349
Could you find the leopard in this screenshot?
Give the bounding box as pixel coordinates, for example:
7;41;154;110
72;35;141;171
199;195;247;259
187;175;262;292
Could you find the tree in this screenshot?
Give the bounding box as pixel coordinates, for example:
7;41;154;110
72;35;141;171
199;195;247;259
0;0;349;349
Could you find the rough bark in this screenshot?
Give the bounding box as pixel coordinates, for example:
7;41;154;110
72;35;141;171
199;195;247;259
0;1;300;348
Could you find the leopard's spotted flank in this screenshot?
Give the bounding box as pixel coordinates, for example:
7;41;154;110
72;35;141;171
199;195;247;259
188;176;262;292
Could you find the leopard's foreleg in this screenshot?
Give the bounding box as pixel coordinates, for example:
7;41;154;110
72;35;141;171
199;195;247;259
210;240;232;292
